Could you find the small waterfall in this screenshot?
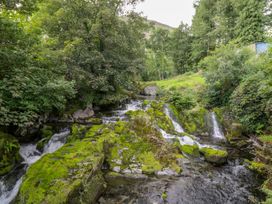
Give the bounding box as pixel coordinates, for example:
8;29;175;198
0;129;70;204
211;112;225;140
178;136;196;146
159;129;176;139
102;100;143;124
164;105;184;133
43;130;70;153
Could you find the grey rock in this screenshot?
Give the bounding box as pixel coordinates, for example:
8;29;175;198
73;104;94;121
143;85;158;96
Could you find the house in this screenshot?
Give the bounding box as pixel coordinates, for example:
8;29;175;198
249;42;271;54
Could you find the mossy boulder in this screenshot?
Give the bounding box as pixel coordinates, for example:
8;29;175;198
17;139;106;204
180;144;200;157
86;113;181;175
200;147;228;165
0;132;20;176
170;105;209;135
245;160;267;175
146;101;175;133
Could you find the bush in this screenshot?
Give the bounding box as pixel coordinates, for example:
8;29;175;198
168;92;196;111
201;44;254;107
230;67;272;133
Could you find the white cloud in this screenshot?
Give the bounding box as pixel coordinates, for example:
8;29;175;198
133;0;195;27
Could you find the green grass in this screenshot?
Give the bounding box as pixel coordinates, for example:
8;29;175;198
145;72;206;92
259;135;272;143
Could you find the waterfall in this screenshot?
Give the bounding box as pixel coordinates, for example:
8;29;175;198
0;129;70;204
211;112;225;140
164;105;184;133
43;130;70;153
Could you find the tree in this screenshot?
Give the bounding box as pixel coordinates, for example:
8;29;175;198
201;44;254;107
234;0;266;44
171;23;193;74
33;0;145;105
0;13;75;128
142;27;174;81
191;0;218;64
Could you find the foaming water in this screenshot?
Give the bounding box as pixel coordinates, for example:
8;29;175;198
43;130;70;153
211;112;225;140
0;129;70;204
102;100;143;124
164;105;184;133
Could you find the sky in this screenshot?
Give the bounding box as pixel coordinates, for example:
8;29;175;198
133;0;196;28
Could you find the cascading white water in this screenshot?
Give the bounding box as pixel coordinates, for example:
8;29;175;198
102;100;143;124
0;129;70;204
211;112;225;140
43;130;70;153
164;105;184;133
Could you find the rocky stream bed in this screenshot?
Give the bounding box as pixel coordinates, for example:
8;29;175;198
0;98;264;204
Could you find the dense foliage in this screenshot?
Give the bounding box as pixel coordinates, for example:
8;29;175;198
203;44;272;133
0;0;145;128
0;14;75;127
142;27;174;81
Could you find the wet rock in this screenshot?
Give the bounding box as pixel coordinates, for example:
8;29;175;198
73;104;94;121
200;147;228;165
142;85;158;96
156;168;178;177
113;166;121;173
17;140;106;204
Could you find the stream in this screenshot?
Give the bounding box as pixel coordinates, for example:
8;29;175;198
0;99;263;204
0;129;70;204
99;100;262;204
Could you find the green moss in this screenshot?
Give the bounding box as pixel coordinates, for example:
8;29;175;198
18;139;105;204
262;179;272;204
142;100;150;106
200;147;228;165
86;113;179;174
87;118;103;124
67;124;88;142
162;192;168;200
36;126;54;151
245;160;267;175
260;135;272;144
180;145;200;157
226;123;244;143
139;152;162;174
85;125;104;138
147;101;175;133
0;132;20;176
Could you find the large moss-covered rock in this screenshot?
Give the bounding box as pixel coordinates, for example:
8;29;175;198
17;139;106;204
170;105;209;135
87;110;181;175
200;147;228;165
0;132;20;176
180;144;200;157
